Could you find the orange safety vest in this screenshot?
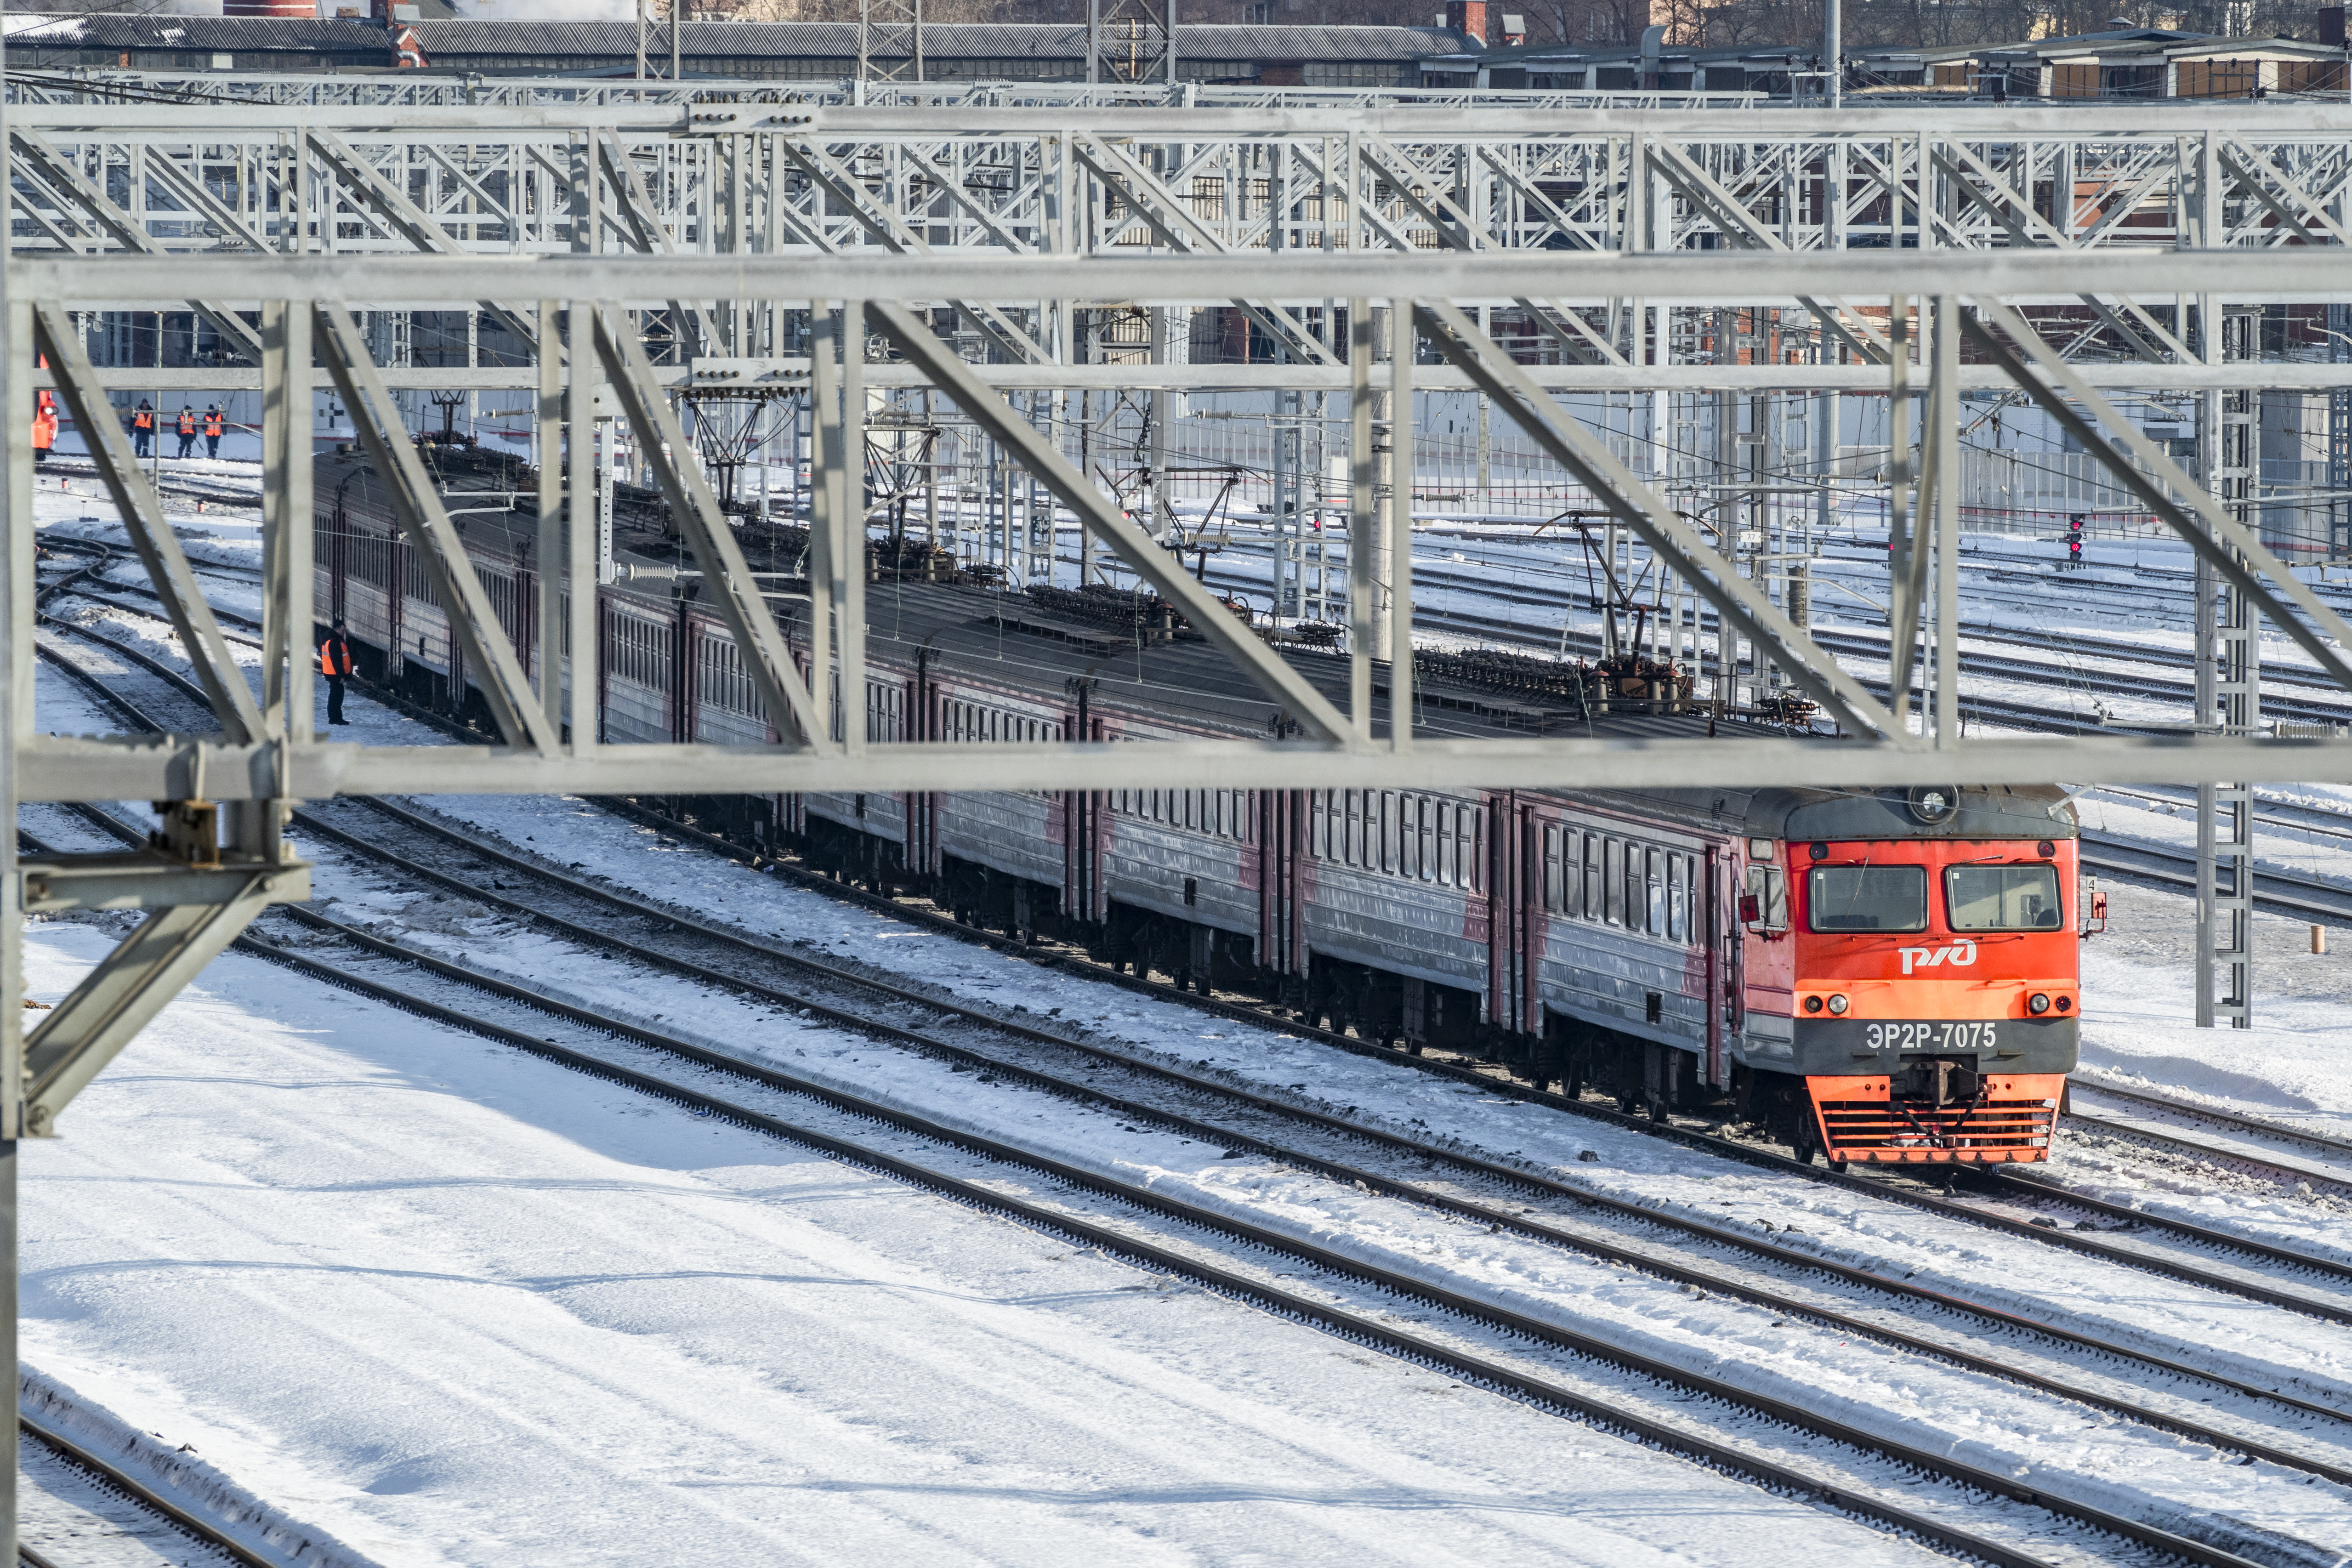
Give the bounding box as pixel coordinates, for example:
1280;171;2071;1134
204;410;223;437
132;407;153;430
177;410;196;435
319;635;354;677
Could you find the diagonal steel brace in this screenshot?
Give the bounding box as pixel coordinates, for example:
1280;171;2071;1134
1416;299;1914;745
1964;299;2352;695
590;303;826;750
313;304;559;753
22;873;285;1136
867;298;1353;744
33;303;267;744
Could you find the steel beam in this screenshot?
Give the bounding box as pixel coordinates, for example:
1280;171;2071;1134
19;731;2352;800
1962;298;2352;693
313;303;559;752
591;302;827;749
23;248;2352;309
34;303;267;743
20;875;289;1136
867;296;1355;744
1413;299;1912;745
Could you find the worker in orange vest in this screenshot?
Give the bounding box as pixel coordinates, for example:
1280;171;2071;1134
130;400;153;458
204;404;225;460
31;393;56;468
174;406;197;460
319;617;355;727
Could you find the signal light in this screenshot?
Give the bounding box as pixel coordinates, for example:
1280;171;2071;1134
1827;994;1849;1015
2028;992;2051;1015
2056;996;2073;1013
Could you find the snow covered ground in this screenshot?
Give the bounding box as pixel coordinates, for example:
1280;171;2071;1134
26;467;2352;1564
21;915;1971;1568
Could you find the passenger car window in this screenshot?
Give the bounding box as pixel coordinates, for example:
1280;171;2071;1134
1946;864;2063;931
1807;865;1927;932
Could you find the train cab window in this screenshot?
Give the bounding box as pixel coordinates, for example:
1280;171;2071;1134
1946;863;2063;930
1807;865;1927;932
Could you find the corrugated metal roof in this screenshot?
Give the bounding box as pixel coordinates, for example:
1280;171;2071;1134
8;14;385;47
7;13;1466;63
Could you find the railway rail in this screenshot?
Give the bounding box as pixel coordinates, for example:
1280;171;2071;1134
22;783;2337;1568
14;1415;279;1568
43;583;2352;1327
35;585;2352;1462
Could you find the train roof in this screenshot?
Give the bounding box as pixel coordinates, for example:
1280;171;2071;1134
320;446;2073;841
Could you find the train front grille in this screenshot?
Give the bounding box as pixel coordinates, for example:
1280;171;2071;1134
1815;1096;2056;1163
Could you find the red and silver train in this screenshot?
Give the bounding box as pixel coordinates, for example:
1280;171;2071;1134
317;448;2089;1166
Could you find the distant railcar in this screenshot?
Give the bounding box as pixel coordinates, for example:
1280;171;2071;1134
315;447;2082;1166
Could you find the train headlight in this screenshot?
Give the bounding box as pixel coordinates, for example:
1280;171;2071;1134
1826;994;1849;1016
1804;995;1823;1014
2028;992;2052;1015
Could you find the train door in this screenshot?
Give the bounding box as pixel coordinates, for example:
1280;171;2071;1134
1520;801;1545;1043
1704;844;1725;1085
1484;791;1524;1037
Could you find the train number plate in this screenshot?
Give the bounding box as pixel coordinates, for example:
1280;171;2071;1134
1860;1020;2006;1052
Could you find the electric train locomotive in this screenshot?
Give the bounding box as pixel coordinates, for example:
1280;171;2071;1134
312;444;2089;1167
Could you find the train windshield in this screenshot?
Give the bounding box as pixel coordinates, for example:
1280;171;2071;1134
1946;864;2064;931
1807;866;1927;932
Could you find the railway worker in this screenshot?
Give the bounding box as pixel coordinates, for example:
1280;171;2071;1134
30;393;55;468
319;618;355;727
203;404;224;460
174;406;198;460
130;400;154;458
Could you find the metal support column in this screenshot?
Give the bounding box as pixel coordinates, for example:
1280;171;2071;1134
2197;307;2257;1028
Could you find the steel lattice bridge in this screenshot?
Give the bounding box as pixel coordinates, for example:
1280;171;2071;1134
4;89;2352;1563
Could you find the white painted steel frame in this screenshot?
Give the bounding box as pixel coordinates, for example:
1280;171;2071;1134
11;246;2352;804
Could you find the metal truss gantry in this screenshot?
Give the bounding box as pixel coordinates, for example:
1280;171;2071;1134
6;209;2352;1562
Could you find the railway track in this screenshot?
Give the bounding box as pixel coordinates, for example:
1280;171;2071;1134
27;785;2341;1568
37;592;2352;1514
2061;1098;2352;1201
44;560;2352;1326
15;1415;280;1568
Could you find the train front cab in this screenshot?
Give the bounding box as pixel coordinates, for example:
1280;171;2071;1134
1757;829;2079;1166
